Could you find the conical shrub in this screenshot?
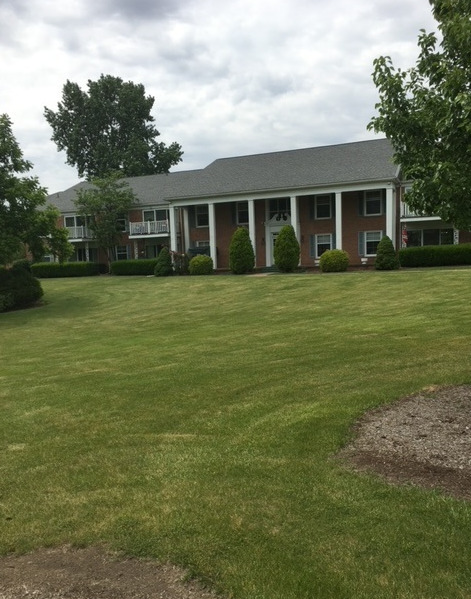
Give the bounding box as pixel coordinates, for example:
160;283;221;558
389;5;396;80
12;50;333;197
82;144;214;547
229;227;255;274
273;225;300;272
375;235;400;270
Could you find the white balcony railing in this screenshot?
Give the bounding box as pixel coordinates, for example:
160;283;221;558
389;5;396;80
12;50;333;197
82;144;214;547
67;226;92;239
400;202;440;220
129;220;170;236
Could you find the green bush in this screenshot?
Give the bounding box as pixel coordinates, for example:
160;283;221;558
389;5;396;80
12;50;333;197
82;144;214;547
189;254;214;275
274;225;300;272
111;259;158;276
229;227;255;274
398;244;471;267
319;249;350;272
375;236;401;270
12;259;32;272
154;247;173;277
31;262;101;278
0;266;43;311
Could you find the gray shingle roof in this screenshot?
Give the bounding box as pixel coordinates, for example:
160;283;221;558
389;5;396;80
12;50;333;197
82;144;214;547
47;138;397;210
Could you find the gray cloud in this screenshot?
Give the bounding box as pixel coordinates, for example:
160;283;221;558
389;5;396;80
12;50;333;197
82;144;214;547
0;0;438;192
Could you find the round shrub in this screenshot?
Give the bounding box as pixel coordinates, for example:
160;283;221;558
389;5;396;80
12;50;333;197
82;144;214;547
273;225;300;272
375;235;400;270
319;249;349;272
229;227;255;274
189;254;214;275
154;247;173;277
0;266;43;310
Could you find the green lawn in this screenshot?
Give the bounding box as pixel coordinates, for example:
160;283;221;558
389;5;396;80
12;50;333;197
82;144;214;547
1;270;471;598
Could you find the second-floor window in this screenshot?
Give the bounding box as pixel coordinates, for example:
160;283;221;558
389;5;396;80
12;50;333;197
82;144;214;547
196;205;209;227
143;209;168;222
313;195;333;219
64;215;86;228
362;190;385;216
237;202;249;225
269;198;290;220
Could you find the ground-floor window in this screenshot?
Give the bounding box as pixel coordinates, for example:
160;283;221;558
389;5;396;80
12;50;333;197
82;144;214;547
196;240;210;248
116;245;130;260
359;231;383;256
71;247;98;262
406;228;453;247
310;233;334;258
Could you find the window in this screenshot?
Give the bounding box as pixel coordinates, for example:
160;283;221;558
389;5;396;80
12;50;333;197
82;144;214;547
359;231;383;256
116;214;128;232
362;190;384;216
196;205;209;227
143;209;168;222
406;228;454;247
237;202;249;225
313;195;333;219
116;245;129;260
310;234;333;258
268;198;290;220
196;240;210;248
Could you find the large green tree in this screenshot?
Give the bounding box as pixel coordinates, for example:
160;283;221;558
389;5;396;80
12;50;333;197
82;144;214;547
368;0;471;230
44;74;183;180
74;172;136;271
0;114;53;265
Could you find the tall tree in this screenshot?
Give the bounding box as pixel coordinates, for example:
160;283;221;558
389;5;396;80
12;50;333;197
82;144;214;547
0;114;52;265
74;172;136;271
368;0;471;230
44;74;183;180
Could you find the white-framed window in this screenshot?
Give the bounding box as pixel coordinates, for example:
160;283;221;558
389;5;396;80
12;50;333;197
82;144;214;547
116;245;129;260
143;209;168;222
362;190;384;216
196;205;209;227
64;215;86;228
196;240;210;248
116;214;128;233
406;228;454;247
310;234;334;258
313;194;333;220
268;198;290;220
236;201;249;225
359;231;383;256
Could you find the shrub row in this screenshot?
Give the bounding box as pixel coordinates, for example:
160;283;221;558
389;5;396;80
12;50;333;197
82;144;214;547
110;259;158;276
398;244;471;267
0;264;43;312
31;262;101;278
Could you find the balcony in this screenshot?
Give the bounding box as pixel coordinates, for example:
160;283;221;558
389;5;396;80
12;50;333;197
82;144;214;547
67;226;93;240
400;202;441;222
129;220;170;237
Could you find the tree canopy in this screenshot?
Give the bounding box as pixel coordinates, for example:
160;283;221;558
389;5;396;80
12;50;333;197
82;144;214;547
44;74;183;180
0;114;58;265
368;0;471;230
74;171;136;270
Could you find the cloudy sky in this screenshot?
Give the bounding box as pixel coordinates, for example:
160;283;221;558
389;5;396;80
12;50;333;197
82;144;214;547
2;0;437;194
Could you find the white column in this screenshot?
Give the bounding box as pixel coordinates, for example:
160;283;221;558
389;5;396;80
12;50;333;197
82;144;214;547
209;203;217;269
183;208;190;252
386;187;395;246
85;242;90;262
454;229;460;244
134;241;139;259
169;206;178;252
290;196;300;240
335;192;342;250
248;200;256;262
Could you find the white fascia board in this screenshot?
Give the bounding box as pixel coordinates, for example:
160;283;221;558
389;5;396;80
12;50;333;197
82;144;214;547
165;180;398;207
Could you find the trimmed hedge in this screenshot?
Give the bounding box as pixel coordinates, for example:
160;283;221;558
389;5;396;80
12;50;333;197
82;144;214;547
31;262;101;278
111;259;158;276
319;249;350;272
189;254;214;275
0;266;43;311
398;244;471;267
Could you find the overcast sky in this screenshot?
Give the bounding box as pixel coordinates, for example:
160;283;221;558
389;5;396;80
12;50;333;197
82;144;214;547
2;0;438;194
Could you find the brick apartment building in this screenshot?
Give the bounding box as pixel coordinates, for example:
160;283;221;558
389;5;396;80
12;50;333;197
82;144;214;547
47;138;471;269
